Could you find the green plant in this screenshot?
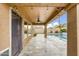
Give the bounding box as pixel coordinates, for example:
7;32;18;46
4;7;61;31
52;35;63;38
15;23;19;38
60;29;67;32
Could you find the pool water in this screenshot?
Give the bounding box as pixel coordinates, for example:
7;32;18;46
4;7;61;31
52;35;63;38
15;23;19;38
48;33;67;41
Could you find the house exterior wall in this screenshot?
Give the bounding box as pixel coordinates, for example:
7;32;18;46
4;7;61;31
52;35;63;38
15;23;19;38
33;25;44;34
0;4;10;51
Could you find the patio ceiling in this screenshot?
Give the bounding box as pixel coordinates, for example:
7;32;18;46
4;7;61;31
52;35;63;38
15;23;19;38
9;3;69;25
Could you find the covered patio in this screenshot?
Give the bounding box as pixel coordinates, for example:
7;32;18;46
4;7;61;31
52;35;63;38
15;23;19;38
0;3;79;56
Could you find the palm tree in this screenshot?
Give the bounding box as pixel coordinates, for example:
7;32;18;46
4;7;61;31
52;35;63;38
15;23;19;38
54;24;67;33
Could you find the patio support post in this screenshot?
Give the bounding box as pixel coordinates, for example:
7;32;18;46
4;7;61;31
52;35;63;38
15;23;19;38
31;24;33;37
44;24;47;38
27;24;28;38
67;5;77;56
22;19;24;48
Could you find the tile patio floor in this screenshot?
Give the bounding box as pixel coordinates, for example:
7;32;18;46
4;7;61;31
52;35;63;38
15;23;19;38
19;34;67;56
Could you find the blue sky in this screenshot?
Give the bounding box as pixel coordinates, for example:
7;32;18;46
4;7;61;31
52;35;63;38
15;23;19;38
52;12;67;24
48;12;67;28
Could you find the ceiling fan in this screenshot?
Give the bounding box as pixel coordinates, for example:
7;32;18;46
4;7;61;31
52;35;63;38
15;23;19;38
36;8;41;23
37;15;41;23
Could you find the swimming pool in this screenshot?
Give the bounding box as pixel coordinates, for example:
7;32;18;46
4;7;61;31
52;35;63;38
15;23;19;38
48;33;67;41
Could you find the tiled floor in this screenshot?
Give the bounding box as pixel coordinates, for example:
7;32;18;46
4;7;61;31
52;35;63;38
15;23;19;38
19;34;67;56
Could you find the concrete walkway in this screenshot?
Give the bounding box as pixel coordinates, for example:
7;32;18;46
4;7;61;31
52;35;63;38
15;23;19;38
19;34;67;56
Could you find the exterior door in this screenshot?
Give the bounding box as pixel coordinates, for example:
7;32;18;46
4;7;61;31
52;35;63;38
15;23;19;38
12;11;22;56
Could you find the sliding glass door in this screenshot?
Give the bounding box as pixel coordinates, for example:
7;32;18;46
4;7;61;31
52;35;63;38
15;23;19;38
12;11;22;56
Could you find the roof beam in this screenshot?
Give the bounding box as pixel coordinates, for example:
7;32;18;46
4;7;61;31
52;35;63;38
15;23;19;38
9;3;67;7
11;5;33;24
45;9;63;24
24;21;44;25
45;4;71;25
64;4;76;10
32;23;44;25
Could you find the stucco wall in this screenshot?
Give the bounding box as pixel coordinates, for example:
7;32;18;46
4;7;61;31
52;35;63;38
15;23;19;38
33;25;44;34
0;4;10;51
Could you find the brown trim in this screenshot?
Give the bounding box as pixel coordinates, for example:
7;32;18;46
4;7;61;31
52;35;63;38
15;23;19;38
12;10;22;19
64;4;76;11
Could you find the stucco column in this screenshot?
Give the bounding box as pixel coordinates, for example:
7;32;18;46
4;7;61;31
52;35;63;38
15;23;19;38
44;24;47;38
67;5;77;56
22;19;25;48
31;24;34;37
